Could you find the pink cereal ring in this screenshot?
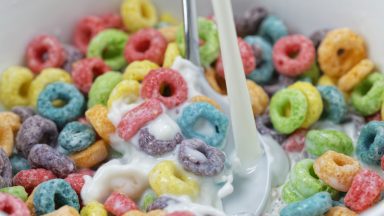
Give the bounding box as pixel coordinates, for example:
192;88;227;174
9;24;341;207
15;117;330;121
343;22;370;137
104;192;138;216
124;28;167;65
216;37;255;78
282;129;307;152
0;193;30;216
72;58;111;94
101;14;124;30
64;173;89;195
344;169;384;212
12;168;57;194
26;35;66;73
118;99;163;141
141;68;188;108
74;16;105;53
273;34;315;77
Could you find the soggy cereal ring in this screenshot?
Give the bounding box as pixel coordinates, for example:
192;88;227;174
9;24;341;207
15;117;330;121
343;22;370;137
246;80;269;116
104;192;138;215
87;29;129;70
107;80;140;109
356;121;384;165
0;192;30;216
138;128;183;156
163;42;180;68
269;89;308;134
123;60;159;81
62;44;84;72
26;35;66;73
306;130;353;156
121;0;157;32
0;66;34;109
11;106;36;122
177;103;229;148
141;68;188;108
325;206;357;216
190;95;221;111
73;16;105;53
280;192;332;216
70;140;108;168
37;82;85;128
88;72;122;108
258;15;288;44
318;28;367;78
177;18;219;66
85;105;116;142
0;122;14;156
147;196;178;211
0;149;12;188
80;201;108;216
317;86;347;124
124;28;167;65
204;67;227;95
58;121;96;154
337;59;374;92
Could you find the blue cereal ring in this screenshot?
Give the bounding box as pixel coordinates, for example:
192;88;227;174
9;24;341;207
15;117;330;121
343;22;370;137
33;179;80;215
258;15;288;44
58;121;96;154
356;121;384;165
244;36;274;84
177;102;228;149
9;153;30;175
317;86;347;123
280;192;332;216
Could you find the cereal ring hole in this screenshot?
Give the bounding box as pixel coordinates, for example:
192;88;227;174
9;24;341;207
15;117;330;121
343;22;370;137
34;46;50;64
159;82;174;97
285;44;301;59
101;46;121;60
308;166;319;179
2;205;15;214
333;157;350;167
140;2;151;19
135;39;151;53
18;81;31;98
337;48;345;56
192;118;218;136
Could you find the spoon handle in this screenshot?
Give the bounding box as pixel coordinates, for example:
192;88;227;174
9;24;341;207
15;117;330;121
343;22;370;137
182;0;200;66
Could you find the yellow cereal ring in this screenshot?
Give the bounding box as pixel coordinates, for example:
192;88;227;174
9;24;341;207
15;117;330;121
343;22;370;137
0;122;14;156
123;60;159;81
325;206;358;216
314;151;360;192
317;75;338;86
70;140;108;169
158;26;179;43
28;68;72;107
43;205;80;216
163;42;180;68
246;80;269;116
338;59;374;92
107;80;140;109
0;66;34;109
123;210;166;216
149;160;199;197
26;186;38;216
80;201;107;216
289;82;323;128
85;105;116;142
191;95;222;111
160;12;179;25
318;28;367;78
0;112;21;133
121;0;157;32
204;67;227;95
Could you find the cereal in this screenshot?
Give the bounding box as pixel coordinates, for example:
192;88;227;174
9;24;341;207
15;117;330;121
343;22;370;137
177;103;228;148
139;190;157;211
0;192;30;216
317;86;348;123
258;15;288;44
351;72;384;116
244;36;274;84
33;179;80;215
310;29;330;49
87;29;129;70
325;206;357;216
167;212;195;216
107;80;140;109
37;82;85;128
101;13;124;29
344;170;384;212
158;26;178;43
11;106;36;122
0;66;34;108
70;140;108;168
124;28;167;65
58;121;96;154
43;205;80;216
141;68;188;108
282;129;307;152
104;192;138;216
317;74;338;86
123;210;166;216
318;28;367;78
0;186;28;201
80;201;108;216
280;192;332;216
123;60;159;81
28;68;72;107
298;63;320;84
163;42;180;68
16;115;58;157
26;35;66;73
306;130;353;156
147;196;177;211
0;122;14;156
263;75;295;96
149;160;199;197
138;128;183;156
273;35;316;77
246;80;269;116
204;67;227;95
85;105;116;142
190;95;221;111
73;16;105;53
269;88;308;134
88;72;123;108
72;58;111;94
28;144;76;178
65;172;90;195
314;151;360;192
356;121;384;165
256;111;287;143
13;168;56;193
337;59;374;92
120;0;157;32
0;149;12;188
0;112;21;133
240;6;268;37
62;45;84;72
178;139;225;176
9;153;30;175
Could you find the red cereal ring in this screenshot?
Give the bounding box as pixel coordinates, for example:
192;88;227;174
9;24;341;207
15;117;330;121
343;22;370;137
64;173;89;195
101;14;124;30
0;193;30;216
26;35;66;74
12;168;56;194
73;16;105;53
124;28;167;65
282;129;307;152
104;192;138;216
273;34;315;77
71;58;111;94
141;68;188;108
216;37;255;78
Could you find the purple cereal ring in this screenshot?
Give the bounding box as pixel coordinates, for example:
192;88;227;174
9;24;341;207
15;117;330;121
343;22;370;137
138;128;183;156
0;149;12;188
255;110;287;143
16;115;58;157
11;106;36;122
147;196;178;211
0;193;30;216
310;29;330;49
263;75;295;96
62;44;84;72
178;139;226;176
28;144;76;178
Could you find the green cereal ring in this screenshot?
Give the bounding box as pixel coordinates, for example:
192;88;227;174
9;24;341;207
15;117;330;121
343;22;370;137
139;189;157;211
306;130;353;156
80;201;107;216
298;63;320;84
270;88;308;134
351;72;384;116
88;72;122;108
87;29;129;70
176;18;219;66
0;186;28;201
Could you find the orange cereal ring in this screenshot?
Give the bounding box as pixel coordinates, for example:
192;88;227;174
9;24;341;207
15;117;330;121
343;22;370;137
325;206;358;216
318;28;366;78
158;26;178;43
246;80;269;116
314;151;361;192
0;112;21;132
0;123;14;156
70;140;108;168
123;210;166;216
204;67;227;95
338;59;374;92
43;205;80;216
190;95;222;111
85;105;115;142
